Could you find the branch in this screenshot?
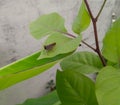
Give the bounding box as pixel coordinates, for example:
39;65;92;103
81;40;96;52
84;0;95;21
93;22;106;66
63;32;76;38
84;0;106;66
96;0;107;20
60;32;96;51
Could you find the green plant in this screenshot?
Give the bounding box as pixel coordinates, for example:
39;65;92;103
0;0;120;105
18;91;60;105
27;0;120;105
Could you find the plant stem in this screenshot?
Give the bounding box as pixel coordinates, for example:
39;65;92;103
81;40;96;51
84;0;106;66
93;22;106;66
63;32;96;51
96;0;107;20
63;32;76;38
84;0;95;20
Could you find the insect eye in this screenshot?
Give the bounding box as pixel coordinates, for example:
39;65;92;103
44;42;56;50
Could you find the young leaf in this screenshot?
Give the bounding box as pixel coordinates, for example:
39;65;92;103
38;33;82;59
30;13;67;39
96;66;120;105
72;0;91;34
56;70;98;105
102;18;120;63
0;52;71;91
60;51;103;74
18;91;61;105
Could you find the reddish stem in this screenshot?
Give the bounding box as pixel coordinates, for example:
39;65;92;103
62;32;96;51
84;0;106;66
81;40;96;52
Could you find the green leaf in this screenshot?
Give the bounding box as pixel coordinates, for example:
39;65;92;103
0;52;48;76
96;66;120;105
18;91;61;105
102;18;120;63
60;51;103;74
56;70;98;105
30;13;67;39
106;61;120;69
0;52;70;91
0;62;55;90
39;33;81;59
72;0;91;34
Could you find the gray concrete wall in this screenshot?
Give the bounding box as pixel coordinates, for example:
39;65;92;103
0;0;117;105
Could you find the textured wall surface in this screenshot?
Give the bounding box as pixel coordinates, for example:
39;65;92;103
0;0;116;105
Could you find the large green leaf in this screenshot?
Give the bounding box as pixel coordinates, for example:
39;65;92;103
30;13;67;39
18;91;61;105
0;52;70;91
56;70;98;105
96;66;120;105
0;52;49;76
102;18;120;63
60;51;103;74
0;62;55;90
72;0;91;34
39;33;81;59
